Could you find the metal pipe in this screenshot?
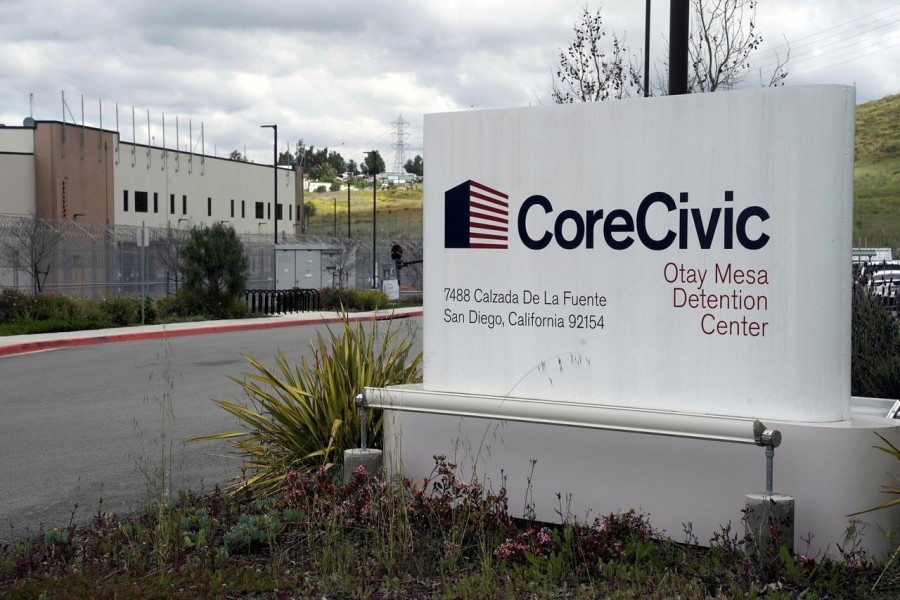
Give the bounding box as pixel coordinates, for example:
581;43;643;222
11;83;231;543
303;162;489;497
356;393;368;450
365;386;761;444
766;447;774;496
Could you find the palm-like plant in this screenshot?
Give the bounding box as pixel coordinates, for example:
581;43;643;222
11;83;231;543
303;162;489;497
195;317;422;497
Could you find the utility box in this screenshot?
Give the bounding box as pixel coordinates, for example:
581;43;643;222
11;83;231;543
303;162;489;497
275;244;334;290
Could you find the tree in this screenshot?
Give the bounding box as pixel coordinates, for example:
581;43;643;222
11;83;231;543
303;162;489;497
551;6;637;103
323;238;360;289
0;214;61;293
326;150;346;174
686;0;788;92
551;1;788;102
346;159;359;176
180;223;248;300
305;146;343;171
309;162;338;181
153;224;191;294
277;150;294;166
404;155;424;177
361;151;385;176
228;150;250;162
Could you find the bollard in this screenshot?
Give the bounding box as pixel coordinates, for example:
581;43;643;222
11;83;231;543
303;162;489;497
342;392;383;484
746;421;794;561
358;393;368;451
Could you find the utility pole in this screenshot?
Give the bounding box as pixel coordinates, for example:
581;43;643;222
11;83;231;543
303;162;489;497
366;150;379;288
669;0;690;95
644;0;651;97
261;124;278;290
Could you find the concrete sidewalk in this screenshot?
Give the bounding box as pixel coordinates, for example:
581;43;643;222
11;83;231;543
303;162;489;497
0;306;423;357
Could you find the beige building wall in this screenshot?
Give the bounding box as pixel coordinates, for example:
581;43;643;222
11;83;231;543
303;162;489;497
33;122;115;224
114;140;300;235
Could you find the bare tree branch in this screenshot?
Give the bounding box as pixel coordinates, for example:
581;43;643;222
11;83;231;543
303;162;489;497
551;6;640;103
551;1;789;101
0;214;62;293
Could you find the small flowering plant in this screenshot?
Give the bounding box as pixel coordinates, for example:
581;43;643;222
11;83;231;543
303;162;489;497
280;455;515;561
0;287;28;323
493;509;655;566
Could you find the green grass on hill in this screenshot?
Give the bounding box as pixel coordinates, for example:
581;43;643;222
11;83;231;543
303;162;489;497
854;93;900;251
303;185;424;239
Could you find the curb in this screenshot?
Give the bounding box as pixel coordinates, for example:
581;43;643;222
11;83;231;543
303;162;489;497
0;308;424;358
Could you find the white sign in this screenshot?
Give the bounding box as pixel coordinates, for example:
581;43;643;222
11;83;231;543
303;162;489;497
423;85;854;423
383;278;400;301
135;227;150;247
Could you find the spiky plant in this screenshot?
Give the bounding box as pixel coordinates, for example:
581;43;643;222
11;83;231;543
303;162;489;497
194;317;422;497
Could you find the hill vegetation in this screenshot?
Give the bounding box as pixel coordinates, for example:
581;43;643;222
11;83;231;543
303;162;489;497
855;93;900;251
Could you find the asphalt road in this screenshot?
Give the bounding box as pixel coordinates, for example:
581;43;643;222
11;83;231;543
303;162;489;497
0;317;423;543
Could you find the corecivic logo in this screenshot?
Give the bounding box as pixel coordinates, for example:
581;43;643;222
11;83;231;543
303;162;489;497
444;180;510;249
445;184;770;251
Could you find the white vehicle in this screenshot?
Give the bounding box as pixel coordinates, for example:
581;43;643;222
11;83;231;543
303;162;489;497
860;260;900;281
869;270;900;297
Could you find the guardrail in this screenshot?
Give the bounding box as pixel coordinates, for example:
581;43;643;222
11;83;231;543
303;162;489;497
245;288;320;314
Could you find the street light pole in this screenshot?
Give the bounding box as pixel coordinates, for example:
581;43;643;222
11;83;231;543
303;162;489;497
260;125;278;244
365;151;379;288
347;176;351;238
644;0;651;97
261;124;277;289
669;0;689;95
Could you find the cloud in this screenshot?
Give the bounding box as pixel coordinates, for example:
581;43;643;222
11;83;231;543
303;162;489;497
0;0;897;167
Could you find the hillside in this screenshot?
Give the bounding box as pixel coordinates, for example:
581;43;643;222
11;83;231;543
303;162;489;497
854;93;900;251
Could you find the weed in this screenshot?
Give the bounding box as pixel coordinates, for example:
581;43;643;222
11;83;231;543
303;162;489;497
2;457;899;597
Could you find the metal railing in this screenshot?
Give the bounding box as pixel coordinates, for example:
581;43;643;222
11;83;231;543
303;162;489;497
245;288;320;314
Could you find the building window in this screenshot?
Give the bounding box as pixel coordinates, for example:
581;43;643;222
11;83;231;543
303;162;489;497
153;192;159;213
207;197;212;217
123;190;129;212
241;200;246;218
275;204;282;220
289;205;292;221
255;201;265;219
267;203;271;220
170;194;175;214
230;199;235;218
135;191;148;213
182;195;187;215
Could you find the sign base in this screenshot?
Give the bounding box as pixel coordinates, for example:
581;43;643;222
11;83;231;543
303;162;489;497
373;386;898;558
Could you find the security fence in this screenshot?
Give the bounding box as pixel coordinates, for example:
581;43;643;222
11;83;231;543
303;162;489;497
0;215;423;300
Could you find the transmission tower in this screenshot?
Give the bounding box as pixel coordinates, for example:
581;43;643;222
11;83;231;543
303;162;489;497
391;114;410;174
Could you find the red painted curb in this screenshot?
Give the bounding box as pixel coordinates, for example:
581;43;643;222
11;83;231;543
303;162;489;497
0;309;424;358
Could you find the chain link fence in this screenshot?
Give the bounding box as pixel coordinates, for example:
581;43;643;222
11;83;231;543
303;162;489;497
0;215;423;299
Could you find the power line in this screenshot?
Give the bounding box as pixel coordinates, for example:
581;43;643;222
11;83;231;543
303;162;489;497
787;37;900;80
753;4;900;74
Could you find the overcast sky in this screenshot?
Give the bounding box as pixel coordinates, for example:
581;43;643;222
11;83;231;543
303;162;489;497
1;0;897;169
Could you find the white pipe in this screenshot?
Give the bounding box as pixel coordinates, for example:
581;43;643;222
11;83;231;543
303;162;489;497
365;384;759;444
